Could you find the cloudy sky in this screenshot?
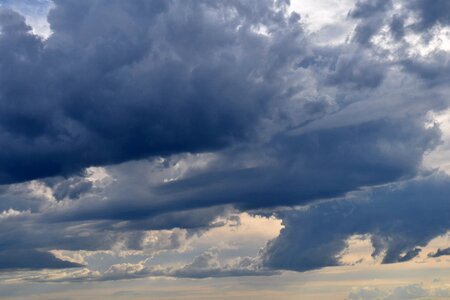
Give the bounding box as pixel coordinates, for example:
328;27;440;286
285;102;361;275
0;0;449;299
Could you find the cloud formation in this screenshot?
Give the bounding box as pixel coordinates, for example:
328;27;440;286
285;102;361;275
0;0;304;184
0;0;449;278
261;174;450;271
0;249;83;270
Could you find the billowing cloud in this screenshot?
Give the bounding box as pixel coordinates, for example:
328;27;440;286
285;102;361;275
0;0;448;281
406;0;450;32
261;173;450;271
349;0;392;45
0;0;304;184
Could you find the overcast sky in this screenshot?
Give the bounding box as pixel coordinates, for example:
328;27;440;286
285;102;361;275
0;0;449;299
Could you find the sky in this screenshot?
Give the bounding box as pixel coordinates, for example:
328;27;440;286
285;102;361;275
0;0;449;299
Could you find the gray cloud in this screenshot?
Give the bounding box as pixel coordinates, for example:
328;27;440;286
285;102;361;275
0;0;305;184
262;173;450;271
28;250;277;282
153;117;439;211
0;249;83;270
349;0;392;45
406;0;450;32
0;0;448;274
401;51;450;86
428;247;450;258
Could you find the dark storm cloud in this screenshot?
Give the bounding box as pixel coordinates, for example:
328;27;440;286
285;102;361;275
406;0;450;32
0;0;449;274
0;249;82;270
348;0;392;45
261;173;450;271
400;51;450;86
350;0;392;18
369;0;450;44
0;205;226;254
348;0;450;46
152;117;439;211
298;45;387;89
429;247;450;258
29;114;438;226
0;107;441;270
0;115;437;270
323;47;385;89
0;0;304;184
389;14;406;40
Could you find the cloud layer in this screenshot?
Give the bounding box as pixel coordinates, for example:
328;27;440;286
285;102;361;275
0;0;303;183
0;0;449;278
